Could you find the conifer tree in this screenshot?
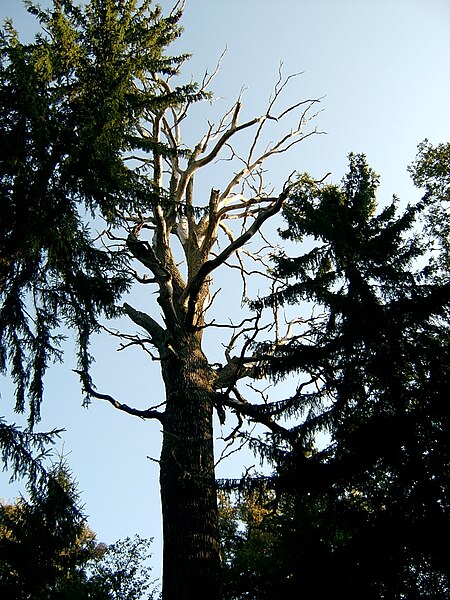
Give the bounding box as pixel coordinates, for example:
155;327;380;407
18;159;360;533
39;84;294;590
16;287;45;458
225;151;450;598
0;460;97;598
0;0;197;426
0;460;156;599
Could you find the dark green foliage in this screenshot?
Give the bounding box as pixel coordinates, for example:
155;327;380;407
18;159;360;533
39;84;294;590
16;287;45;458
229;151;450;598
0;0;200;426
221;480;450;599
0;459;156;599
219;487;283;600
0;417;62;488
0;459;98;598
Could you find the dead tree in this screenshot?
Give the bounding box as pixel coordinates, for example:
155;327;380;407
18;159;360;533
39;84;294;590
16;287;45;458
83;63;322;599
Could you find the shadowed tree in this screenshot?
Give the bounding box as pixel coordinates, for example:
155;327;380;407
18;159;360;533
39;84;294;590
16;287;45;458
1;460;157;599
0;459;98;598
218;151;450;598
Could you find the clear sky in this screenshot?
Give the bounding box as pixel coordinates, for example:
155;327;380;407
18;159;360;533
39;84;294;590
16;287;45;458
1;0;450;583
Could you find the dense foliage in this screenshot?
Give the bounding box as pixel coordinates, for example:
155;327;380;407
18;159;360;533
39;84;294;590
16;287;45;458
0;0;198;426
221;149;450;598
0;417;63;487
0;460;156;599
1;460;97;598
87;535;157;600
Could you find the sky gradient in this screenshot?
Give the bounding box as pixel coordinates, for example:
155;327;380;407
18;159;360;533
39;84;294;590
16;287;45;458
1;0;449;582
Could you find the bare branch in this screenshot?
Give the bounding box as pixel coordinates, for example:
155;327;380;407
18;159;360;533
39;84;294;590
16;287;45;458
201;47;227;90
220;391;292;440
123;302;166;350
215;423;250;466
169;0;186;16
126;229;184;328
222;410;244;443
73;370;165;423
182;183;292;324
218;221;247;301
218;94;322;203
199;315;258;331
175;105;263;202
101;325;161;361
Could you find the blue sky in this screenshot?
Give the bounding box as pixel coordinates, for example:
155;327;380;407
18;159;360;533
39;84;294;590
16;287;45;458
1;0;450;582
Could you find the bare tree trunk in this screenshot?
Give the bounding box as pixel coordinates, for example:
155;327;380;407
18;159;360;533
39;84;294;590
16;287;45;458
85;54;321;599
160;333;221;600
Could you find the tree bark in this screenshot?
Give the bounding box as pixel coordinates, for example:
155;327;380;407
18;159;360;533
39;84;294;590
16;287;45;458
160;332;221;600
